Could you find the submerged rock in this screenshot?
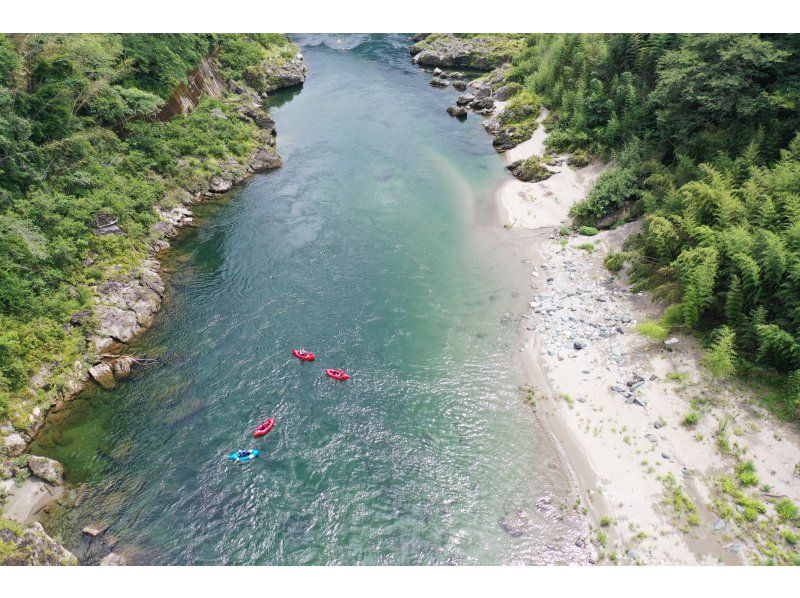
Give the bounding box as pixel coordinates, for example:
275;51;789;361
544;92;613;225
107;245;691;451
452;80;467;91
100;552;127;566
429;77;448;88
82;523;109;537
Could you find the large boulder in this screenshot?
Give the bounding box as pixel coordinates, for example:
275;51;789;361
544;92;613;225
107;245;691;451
249;146;282;172
111;356;136;380
28;455;64;485
456;93;475;107
258;53;307;93
3;432;26;456
446;106;467;118
209;176;233;193
89;363;116;389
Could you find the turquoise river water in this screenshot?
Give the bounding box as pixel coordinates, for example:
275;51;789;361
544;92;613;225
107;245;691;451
30;34;584;565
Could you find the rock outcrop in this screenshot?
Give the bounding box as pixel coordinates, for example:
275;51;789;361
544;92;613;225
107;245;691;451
409;34;523;70
257;53;308;93
0;521;77;565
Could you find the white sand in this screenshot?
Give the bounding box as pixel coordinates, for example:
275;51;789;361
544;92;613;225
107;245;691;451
497;109;607;230
498;116;800;564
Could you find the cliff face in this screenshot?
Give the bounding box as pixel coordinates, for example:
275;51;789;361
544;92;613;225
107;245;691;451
155;55;227;120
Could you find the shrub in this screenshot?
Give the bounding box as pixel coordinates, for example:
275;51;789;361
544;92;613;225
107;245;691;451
702;326;737;379
578;226;599;236
775;498;799;522
568;150;591;167
735;461;759;487
604;251;625;272
599;516;613;527
634;320;668;342
682;410;701;426
559;226;571;236
576;243;595;252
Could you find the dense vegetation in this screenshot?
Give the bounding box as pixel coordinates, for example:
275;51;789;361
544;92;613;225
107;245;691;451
506;34;800;414
0;34;290;423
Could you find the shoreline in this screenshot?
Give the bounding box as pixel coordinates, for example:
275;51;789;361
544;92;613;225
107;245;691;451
1;58;306;563
490;109;800;564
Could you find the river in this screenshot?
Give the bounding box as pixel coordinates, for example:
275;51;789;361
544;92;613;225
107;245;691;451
30;34;584;565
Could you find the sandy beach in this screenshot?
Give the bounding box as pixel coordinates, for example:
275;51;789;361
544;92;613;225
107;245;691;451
501;116;800;564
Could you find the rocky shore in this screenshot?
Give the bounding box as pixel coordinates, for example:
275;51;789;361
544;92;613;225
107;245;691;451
0;52;305;566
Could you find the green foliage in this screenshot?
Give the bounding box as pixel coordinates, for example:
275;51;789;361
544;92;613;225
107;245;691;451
576;243;595;253
775;498;799;522
735;461;759;487
0;34;292;424
634;319;668;342
578;226;599;236
604;251;625;272
571;140;644;224
703;326;737;378
682;410;701;426
509;34;800;415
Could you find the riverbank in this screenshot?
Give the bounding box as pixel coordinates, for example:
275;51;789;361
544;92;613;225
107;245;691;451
413;37;800;564
494;98;800;565
0;47;306;565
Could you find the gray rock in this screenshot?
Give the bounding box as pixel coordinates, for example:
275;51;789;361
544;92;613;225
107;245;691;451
446;106;467;118
209;176;233;193
432;67;444;77
644;433;658;443
664;337;679;347
713;518;726;532
573;338;588;350
249;146;282;172
111;356;136;380
626;548;641;561
452;80;467;91
28;455;63;485
661;452;673;461
456;93;476;106
470;97;495;111
653;419;665;429
633;396;648;407
259;54;307;92
89;362;116;389
429;77;448;88
3;432;26;455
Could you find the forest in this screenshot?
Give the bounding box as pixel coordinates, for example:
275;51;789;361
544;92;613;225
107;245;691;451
507;34;800;416
0;34;295;421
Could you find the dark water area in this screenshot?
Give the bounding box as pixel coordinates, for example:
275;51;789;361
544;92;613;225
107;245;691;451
31;34;582;565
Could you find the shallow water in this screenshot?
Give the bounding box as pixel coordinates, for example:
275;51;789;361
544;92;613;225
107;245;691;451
31;34;582;565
